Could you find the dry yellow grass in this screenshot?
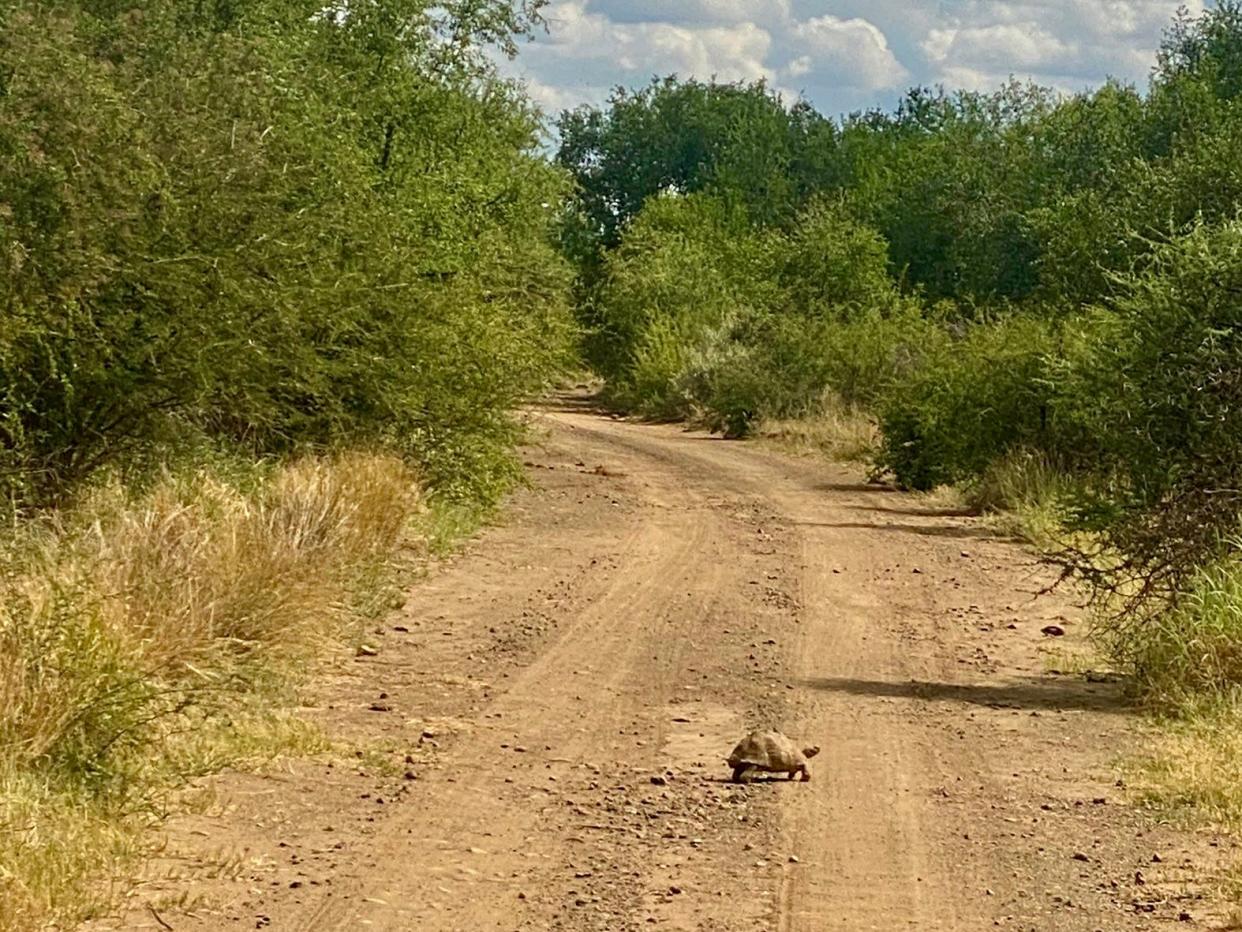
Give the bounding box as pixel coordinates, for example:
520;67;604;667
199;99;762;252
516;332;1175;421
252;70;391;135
753;400;879;464
0;451;422;929
1131;707;1242;833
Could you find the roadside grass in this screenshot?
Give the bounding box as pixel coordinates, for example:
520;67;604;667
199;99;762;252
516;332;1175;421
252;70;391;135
963;449;1078;548
753;399;879;464
1116;693;1242;930
1127;699;1242;835
1122;556;1242;704
417;497;492;558
0;451;426;930
1118;559;1242;852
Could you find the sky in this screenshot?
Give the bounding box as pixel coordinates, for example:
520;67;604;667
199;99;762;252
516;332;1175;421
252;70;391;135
498;1;1210;119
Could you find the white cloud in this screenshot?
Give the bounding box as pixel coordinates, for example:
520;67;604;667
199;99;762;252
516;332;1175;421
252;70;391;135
506;1;778;113
517;74;603;115
786;54;813;78
789;14;908;90
599;0;792;26
923;24;1072;71
503;1;1207;118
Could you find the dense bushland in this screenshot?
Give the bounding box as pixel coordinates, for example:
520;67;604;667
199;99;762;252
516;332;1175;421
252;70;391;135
557;2;1242;704
0;0;574;925
0;0;574;510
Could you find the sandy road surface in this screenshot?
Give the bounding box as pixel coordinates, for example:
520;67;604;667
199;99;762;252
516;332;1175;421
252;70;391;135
95;399;1230;931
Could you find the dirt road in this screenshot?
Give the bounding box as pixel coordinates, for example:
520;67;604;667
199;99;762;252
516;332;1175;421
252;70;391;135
98;399;1228;931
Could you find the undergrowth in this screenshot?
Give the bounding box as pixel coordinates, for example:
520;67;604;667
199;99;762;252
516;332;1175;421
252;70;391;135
0;451;424;930
963;449;1080;548
1128;699;1242;836
753;396;879;464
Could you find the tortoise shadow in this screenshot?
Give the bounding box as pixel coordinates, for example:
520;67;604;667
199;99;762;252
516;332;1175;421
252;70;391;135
701;775;811;785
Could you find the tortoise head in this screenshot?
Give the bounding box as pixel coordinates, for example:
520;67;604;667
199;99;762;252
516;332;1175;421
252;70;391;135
802;746;821;759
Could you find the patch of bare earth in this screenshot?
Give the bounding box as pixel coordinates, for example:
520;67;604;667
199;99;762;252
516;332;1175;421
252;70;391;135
87;397;1235;931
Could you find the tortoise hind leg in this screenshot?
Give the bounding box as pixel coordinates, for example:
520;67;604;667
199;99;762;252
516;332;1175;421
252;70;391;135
731;764;750;784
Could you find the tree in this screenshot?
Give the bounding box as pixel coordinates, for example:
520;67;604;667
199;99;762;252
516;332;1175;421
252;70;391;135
557;78;808;257
0;0;574;506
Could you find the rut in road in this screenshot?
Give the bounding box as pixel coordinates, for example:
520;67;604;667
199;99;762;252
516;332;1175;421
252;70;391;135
94;402;1225;932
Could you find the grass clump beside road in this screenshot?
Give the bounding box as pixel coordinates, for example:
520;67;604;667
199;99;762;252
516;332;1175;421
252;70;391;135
0;453;421;929
752;396;879;465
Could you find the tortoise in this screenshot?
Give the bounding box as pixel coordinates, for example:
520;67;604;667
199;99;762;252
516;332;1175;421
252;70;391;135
726;731;820;783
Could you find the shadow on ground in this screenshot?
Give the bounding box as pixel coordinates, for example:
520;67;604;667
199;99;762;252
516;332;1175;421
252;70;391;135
800;675;1130;714
809;481;895;495
790;519;1014;543
535;390;617;418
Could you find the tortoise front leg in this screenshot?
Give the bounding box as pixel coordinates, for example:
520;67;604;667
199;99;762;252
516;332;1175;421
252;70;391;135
799;764;811;782
731;765;750;784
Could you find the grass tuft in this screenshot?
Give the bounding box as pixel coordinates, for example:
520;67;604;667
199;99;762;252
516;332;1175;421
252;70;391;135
753;396;879;464
1116;554;1242;707
963;448;1076;546
0;451;422;930
1129;702;1242;834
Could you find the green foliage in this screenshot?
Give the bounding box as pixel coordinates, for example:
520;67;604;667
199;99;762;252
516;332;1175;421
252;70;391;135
686;307;941;438
588;194;738;378
965;448;1077;545
876;316;1060;491
1054;220;1242;619
1155;1;1242;104
0;0;574;509
1113;555;1242;704
590;190;930;434
773;198;900;317
556;78;816;249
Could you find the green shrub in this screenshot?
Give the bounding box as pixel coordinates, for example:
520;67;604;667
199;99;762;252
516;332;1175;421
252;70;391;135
1054;219;1242;625
684;305;941;436
594;194;919;432
773;198;900;317
0;1;573;509
876;315;1059;490
592;194;774;413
